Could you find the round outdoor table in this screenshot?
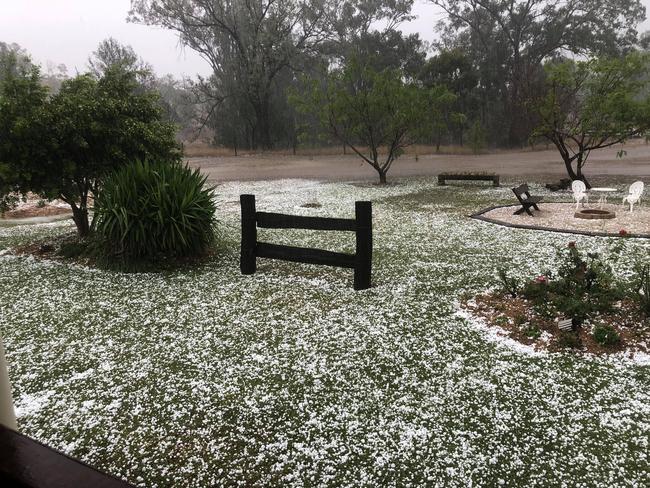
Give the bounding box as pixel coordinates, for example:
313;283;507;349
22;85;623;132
590;187;617;207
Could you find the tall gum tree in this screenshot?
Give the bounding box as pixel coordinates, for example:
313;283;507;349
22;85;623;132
129;0;336;150
430;0;646;146
128;1;417;150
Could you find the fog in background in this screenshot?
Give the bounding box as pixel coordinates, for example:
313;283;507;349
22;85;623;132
11;0;643;78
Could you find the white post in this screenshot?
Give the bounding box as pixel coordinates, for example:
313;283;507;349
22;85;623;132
0;337;17;430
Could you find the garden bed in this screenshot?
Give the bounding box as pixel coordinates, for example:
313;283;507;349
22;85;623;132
463;294;649;358
462;241;650;360
1;196;71;220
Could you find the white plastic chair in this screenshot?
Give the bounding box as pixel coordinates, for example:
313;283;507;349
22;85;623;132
571;180;589;209
623;181;644;212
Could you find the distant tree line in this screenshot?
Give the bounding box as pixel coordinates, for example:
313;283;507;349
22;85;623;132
127;0;649;153
3;0;650;185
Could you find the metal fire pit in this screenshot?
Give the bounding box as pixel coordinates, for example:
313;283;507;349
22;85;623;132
574;209;616;220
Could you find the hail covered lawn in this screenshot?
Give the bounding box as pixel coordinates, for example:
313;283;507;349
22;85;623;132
0;179;648;487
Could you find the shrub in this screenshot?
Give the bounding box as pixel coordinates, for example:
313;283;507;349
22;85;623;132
592;324;620;347
522;280;549;305
633;264;650;317
552;295;591;325
532;300;554;319
547;244;620;322
496;268;520;297
557;331;582;349
94;160;217;261
522;323;542;339
513;314;527;326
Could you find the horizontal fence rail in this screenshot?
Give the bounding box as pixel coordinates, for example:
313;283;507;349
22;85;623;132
240;194;372;290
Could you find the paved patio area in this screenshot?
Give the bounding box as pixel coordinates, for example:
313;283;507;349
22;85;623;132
478;202;650;236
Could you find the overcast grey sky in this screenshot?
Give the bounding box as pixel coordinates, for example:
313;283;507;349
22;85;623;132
2;0;650;78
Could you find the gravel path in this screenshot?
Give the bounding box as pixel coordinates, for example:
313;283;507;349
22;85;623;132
481;202;650;235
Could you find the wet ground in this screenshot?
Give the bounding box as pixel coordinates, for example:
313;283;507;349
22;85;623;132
188;141;650;183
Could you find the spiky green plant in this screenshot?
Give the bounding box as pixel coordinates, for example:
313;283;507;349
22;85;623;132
93;160;217;261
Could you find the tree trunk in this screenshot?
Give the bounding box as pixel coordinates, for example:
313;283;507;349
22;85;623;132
575;154;591;189
564;159;579;181
563;156;591;189
377;169;387;184
252;97;272;150
71;206;90;237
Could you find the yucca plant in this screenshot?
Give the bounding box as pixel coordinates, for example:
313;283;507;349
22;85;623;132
93;160;217;261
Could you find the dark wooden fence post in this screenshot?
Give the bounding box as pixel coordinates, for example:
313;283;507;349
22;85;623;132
240;195;372;290
354;201;372;290
240;194;257;275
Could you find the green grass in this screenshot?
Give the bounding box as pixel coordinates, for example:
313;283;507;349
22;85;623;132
0;178;648;487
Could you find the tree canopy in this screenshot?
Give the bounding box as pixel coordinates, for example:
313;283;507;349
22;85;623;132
431;0;647;146
88;37;154;84
0;66;180;235
532;53;650;186
0;42;35;84
297;60;454;183
128;0;421;150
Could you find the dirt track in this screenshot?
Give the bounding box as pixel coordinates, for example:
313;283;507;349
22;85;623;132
188;141;650;184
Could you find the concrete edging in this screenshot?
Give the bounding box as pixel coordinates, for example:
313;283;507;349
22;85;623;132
469;203;650;239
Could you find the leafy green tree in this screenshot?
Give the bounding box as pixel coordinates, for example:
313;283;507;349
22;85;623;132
0;42;34;83
88;38;154;86
419;49;478;145
468;119;487;154
297;61;453;183
0;63;48;214
532;53;650;187
0;67;181;235
431;0;646;146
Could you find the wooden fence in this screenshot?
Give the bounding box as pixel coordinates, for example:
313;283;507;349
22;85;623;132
240;194;372;290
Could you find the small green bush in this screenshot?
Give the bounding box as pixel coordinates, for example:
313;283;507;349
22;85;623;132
513;314;527;326
541;244;621;323
94;160;217;261
522;280;549;305
58;239;91;259
557;331;581;349
592;324;620;347
633;264;650;317
494;315;508;326
497;268;520;297
522;324;541;339
532;300;554;319
552;295;591;325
